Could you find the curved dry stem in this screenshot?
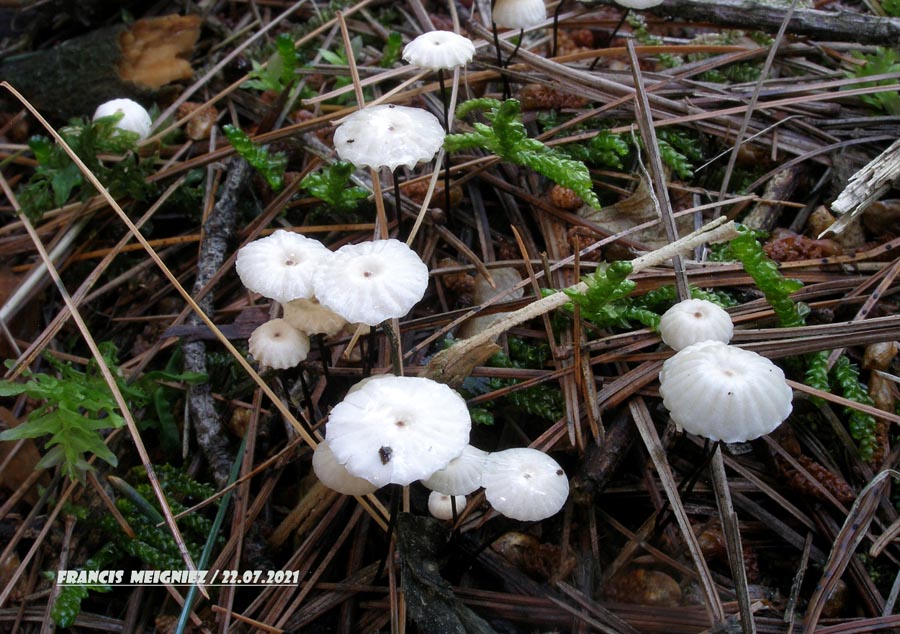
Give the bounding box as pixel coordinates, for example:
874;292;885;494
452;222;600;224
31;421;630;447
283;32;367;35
425;217;738;384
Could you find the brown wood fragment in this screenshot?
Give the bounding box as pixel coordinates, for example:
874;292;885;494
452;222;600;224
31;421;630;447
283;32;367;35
0;14;201;120
590;0;900;45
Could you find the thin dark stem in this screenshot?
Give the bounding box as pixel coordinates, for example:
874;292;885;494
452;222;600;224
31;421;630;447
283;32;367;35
375;484;402;579
590;8;630;70
391;169;402;231
491;20;511;100
314;334;330;378
507;29;523;68
552;1;564;57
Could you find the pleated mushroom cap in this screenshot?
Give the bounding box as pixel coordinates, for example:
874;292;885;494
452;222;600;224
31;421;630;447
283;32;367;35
313;239;429;326
658;341;793;443
325;376;471;487
492;0;547;29
482;448;569;521
402;31;476;70
313;440;379;496
248;318;310;370
333;104;445;172
422;445;489;495
658;298;734;351
93;98;152;140
428;492;467;520
235;230;331;303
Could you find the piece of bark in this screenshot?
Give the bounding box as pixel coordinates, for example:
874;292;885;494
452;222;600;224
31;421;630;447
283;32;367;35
1;14;201;120
589;0;900;46
185;158;249;489
742;164;804;232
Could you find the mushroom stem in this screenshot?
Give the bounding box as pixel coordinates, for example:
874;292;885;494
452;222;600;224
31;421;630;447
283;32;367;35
491;20;511;100
391;169;403;232
425;218;739;382
552;2;564;57
590;9;630;70
437;68;452;215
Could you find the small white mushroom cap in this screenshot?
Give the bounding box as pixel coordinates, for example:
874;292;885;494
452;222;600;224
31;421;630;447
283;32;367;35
248;318;311;369
482;448;569;521
235;230;332;303
658;340;793;443
658;298;734;351
402;31;476;70
423;445;489;495
92;98;152;140
313;239;429;326
333;104;445;172
325;376;471;487
614;0;663;9
428;492;467;521
492;0;547;29
313;440;379;496
282;298;347;336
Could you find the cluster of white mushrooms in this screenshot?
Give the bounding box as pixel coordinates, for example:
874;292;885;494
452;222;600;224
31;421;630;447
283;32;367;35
235;230;428;369
312;375;569;522
657;299;794;443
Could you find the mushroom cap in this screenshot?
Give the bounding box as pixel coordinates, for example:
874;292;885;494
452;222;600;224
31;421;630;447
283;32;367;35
248;318;311;369
482;448;569;521
658;340;793;443
658;298;734;351
492;0;547;29
313;239;429;326
282;298;347;336
325;376;471;486
92;98;153;141
235;230;332;303
427;492;467;521
402;31;476;70
614;0;663;8
333;104;445;172
422;445;489;495
313;440;380;496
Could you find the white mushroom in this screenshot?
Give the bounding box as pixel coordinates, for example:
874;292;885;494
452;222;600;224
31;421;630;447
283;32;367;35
282;298;347;336
325;376;471;487
422;445;489;495
658;298;734;351
658;340;793;443
402;31;476;70
92;98;152;141
482;448;569;521
428;492;467;521
312;238;429;326
614;0;663;8
492;0;547;29
248;318;310;369
313;440;380;496
333;104;445;172
235;230;332;303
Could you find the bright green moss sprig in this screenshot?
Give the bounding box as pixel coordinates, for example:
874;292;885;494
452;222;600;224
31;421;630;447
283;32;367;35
0;345;204;481
832;356;878;461
445;98;601;210
17;113;155;221
300;160;369;213
730;226;806;328
242;33;299;93
223;124;287;190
